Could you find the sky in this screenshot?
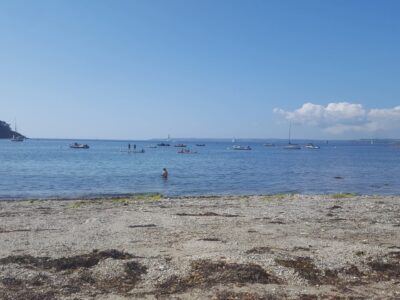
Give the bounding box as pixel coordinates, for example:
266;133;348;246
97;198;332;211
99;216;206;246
1;0;399;140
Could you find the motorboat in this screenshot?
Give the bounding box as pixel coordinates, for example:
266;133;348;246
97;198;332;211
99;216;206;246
70;142;90;149
157;142;170;147
304;143;320;149
174;144;187;147
233;145;251;150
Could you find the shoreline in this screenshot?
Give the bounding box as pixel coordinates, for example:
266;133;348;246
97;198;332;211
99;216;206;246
0;194;399;299
0;192;399;202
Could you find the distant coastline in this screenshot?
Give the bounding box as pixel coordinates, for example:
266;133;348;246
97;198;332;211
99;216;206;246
3;136;400;143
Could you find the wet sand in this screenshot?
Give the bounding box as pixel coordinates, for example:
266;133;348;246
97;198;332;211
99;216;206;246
0;194;399;299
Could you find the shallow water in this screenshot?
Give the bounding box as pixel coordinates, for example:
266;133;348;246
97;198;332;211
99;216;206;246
0;139;399;199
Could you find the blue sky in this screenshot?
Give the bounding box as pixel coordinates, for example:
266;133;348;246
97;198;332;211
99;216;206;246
1;0;399;139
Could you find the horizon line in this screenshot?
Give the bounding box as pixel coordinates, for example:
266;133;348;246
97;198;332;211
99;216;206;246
8;137;400;142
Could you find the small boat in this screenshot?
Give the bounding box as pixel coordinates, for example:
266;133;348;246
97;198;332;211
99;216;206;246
174;144;187;147
196;144;206;147
233;145;251;150
264;143;275;147
178;148;197;154
157;142;170;147
284;143;301;150
70;142;90;149
304;143;320;149
146;145;157;148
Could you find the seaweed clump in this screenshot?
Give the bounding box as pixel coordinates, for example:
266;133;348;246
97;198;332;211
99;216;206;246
0;249;134;271
214;290;279;300
0;250;147;299
368;251;400;280
158;259;280;294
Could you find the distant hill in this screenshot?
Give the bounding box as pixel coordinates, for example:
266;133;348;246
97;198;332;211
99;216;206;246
0;120;25;139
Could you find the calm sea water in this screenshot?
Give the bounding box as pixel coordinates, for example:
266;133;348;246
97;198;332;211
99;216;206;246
0;139;399;199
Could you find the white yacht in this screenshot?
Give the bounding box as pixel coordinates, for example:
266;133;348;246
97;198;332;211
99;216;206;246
304;143;320;149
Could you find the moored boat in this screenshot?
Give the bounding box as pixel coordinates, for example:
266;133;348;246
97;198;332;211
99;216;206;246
284;144;301;150
178;148;197;154
304;143;320;149
284;123;300;150
11;135;24;142
233;145;251;150
70;142;90;149
10;120;24;142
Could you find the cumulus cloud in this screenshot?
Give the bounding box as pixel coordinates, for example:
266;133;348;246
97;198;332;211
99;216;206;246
274;102;400;134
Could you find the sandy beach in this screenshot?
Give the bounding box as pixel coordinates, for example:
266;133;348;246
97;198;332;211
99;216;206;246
0;194;399;299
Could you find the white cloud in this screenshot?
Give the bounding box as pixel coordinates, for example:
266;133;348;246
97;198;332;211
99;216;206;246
274;102;400;135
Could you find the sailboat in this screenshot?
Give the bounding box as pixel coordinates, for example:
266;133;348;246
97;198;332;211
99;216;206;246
284;122;300;150
157;134;171;147
11;120;24;142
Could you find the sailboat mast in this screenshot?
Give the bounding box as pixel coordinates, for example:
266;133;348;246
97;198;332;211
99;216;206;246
288;122;291;144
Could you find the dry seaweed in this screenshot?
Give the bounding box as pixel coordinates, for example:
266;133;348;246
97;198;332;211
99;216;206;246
176;212;239;217
0;259;147;299
275;257;322;284
158;259;280;294
198;238;222;242
328;205;342;210
128;224;157;228
246;247;273;254
213;290;279;300
368;260;400;280
292;246;311;252
275;257;344;285
125;261;148;285
1;277;23;286
268;220;285;224
0;249;134;271
276;256;369;287
0;290;56;300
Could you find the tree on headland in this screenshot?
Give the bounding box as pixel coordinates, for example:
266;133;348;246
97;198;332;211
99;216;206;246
0;120;25;139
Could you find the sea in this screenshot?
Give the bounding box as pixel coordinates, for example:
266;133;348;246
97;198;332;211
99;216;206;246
1;139;399;199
